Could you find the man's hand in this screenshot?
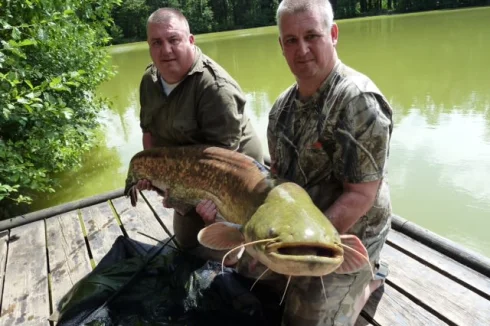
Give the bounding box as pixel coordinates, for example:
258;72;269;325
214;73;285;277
136;179;152;191
136;179;166;199
196;199;218;225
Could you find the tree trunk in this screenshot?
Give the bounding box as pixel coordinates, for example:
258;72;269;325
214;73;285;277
360;0;367;12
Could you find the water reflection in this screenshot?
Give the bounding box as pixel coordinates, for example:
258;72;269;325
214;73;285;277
337;9;490;116
389;109;490;254
31;8;490;257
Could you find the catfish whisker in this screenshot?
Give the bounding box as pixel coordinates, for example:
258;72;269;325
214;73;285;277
221;238;277;274
340;243;375;279
320;276;328;303
280;275;292;306
250;268;270;291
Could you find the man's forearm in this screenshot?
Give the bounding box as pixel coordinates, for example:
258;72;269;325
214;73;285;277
324;180;381;234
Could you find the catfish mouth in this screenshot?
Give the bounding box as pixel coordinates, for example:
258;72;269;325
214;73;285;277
267;243;343;261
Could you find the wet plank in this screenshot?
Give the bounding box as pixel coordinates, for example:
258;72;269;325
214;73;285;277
80;201;123;265
387;230;490;298
381;244;490;325
363;283;447;325
112;195;168;248
0;221;49;326
46;211;92;308
0;231;8;309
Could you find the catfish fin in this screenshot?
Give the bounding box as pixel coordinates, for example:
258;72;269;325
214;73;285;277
336;234;370;274
129;186;138;207
197;222;244;250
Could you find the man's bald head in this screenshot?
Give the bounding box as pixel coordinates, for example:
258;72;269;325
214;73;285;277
147;8;190;35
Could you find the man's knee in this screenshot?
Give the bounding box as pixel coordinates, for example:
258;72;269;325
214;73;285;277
172;210;230;262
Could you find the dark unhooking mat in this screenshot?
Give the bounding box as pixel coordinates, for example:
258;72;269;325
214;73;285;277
55;236;282;326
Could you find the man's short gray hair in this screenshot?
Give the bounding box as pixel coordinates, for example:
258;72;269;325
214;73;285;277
276;0;334;32
147;8;190;34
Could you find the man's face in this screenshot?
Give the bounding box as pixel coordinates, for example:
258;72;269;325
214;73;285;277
147;19;195;83
279;11;338;84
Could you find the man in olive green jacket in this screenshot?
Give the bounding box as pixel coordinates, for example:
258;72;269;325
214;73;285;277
137;7;263;262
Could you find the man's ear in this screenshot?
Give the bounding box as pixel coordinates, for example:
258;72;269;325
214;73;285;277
331;23;339;47
189;34;195;45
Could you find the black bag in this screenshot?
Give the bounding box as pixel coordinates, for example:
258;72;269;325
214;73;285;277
54;236;282;326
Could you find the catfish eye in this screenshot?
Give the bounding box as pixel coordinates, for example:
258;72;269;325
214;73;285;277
268;228;278;238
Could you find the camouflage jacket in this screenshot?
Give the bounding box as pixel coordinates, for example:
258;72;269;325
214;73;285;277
267;61;393;242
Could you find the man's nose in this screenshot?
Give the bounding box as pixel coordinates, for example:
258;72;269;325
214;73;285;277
297;40;309;56
161;41;172;54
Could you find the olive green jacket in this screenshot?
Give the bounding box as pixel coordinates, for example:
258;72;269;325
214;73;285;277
139;46;263;163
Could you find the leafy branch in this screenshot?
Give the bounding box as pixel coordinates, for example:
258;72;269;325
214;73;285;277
0;0;121;217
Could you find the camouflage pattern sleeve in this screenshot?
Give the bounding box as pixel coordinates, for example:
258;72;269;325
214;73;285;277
267;105;277;164
197;82;245;150
333;93;392;184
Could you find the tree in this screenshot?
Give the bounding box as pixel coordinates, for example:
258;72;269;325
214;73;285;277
111;0;149;43
209;0;235;30
0;0;120;217
181;0;215;34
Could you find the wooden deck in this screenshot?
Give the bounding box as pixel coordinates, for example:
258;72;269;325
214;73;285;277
0;190;489;325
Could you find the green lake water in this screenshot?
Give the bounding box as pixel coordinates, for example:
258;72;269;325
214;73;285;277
31;7;490;257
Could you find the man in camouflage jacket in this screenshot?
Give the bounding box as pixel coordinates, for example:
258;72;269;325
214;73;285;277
265;0;394;324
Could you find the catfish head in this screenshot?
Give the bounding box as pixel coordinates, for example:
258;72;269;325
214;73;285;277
198;182;369;277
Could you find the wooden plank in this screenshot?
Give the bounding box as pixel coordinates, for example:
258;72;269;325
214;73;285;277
362;283;447;325
392;215;490;278
112;195;168;248
381;244;490;325
80;201;123;265
0;231;9;309
46;211;92;309
0;221;49;326
0;189;124;232
388;230;490;298
140;190;175;235
355;314;374;326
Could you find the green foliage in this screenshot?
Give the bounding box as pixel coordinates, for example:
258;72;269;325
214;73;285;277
109;0;490;44
0;0;120;215
183;0;215;34
109;0;215;44
391;0;489;12
232;0;279;29
110;0;280;44
110;0;150;43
